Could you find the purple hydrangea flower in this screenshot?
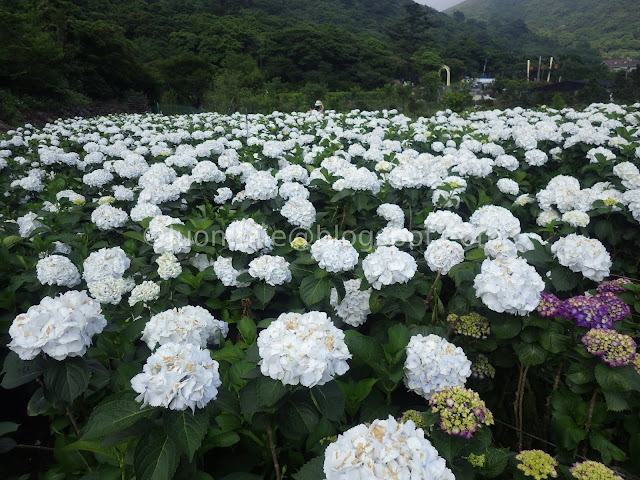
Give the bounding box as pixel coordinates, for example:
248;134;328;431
558;296;610;329
596;277;633;294
595;292;631;323
536;292;562;317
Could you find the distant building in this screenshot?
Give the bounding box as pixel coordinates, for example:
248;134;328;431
602;58;640;72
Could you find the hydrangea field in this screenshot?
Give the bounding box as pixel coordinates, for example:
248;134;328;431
1;103;640;480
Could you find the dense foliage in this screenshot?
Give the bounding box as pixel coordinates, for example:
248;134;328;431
0;0;606;124
1;103;640;479
449;0;640;59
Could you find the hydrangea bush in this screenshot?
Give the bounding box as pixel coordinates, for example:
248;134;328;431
1;103;640;479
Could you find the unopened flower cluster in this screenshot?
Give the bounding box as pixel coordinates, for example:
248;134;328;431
515;450;558;479
569;461;623;480
581;329;636;367
471;354;496;379
257;311;350;387
323;416;454;480
448;312;490;339
428;386;494;438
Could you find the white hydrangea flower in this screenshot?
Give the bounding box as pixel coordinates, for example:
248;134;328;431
375;226;414;246
245;171;279;200
8;290;106;360
279;182;310;200
469;205;520;239
213;256;250;287
514;194;535;206
551;234;611;281
257;311;351;387
130;202;162;222
128;281;161;306
248;255;292;286
213;187;233;204
524;149;548;166
424;210;463;235
537;209;560;227
17;212;43;238
561;210;590;227
513;232;546;253
474;257;544;315
311;236;359;273
156;253;182;280
362;246;417;290
404;334;471;399
36;255;80;287
188;253;214;272
91;204;129;231
88;277;134;305
324;416;454;480
497;178;519;195
280;198;316;229
330;279;372;327
377;203;405;227
131;342;222;411
83;247;130;285
141;305;228;350
424;239;464;274
484;238;518;259
191;161;225;183
225;219;273;254
613;161;640;189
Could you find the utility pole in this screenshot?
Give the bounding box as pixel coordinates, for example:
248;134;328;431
547;57;554;82
527;60;531;81
536;56;542;82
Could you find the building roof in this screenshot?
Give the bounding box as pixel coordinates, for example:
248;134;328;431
603;58;640;69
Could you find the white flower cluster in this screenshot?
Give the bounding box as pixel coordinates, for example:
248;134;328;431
131;342;221;411
469;205;521;239
141;305;228;350
36;255;81;287
474;257;544;315
424;239;464;274
375;226;414;246
225;218;273;254
156;252;182;280
280;198;316;229
8;290;107;360
324;416;454;480
376;203;405;227
257;311;351;387
91;204;129;231
245;171;278;200
311;236;359;273
248;255;292;286
147;215;192;255
213;256;250;287
128;281;160;306
404;334;471;399
82;247;134;304
363;246;417;290
551;234;612;281
330;279;372;327
497;178;519;195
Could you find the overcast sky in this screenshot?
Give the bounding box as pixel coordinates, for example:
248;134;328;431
414;0;466;11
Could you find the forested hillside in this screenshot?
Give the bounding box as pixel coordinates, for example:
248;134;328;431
0;0;610;122
448;0;640;59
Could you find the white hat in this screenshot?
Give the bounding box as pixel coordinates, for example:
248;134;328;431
315;100;323;106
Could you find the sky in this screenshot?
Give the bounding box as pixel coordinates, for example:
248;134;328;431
414;0;467;11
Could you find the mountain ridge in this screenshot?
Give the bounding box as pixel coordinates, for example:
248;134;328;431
446;0;640;59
